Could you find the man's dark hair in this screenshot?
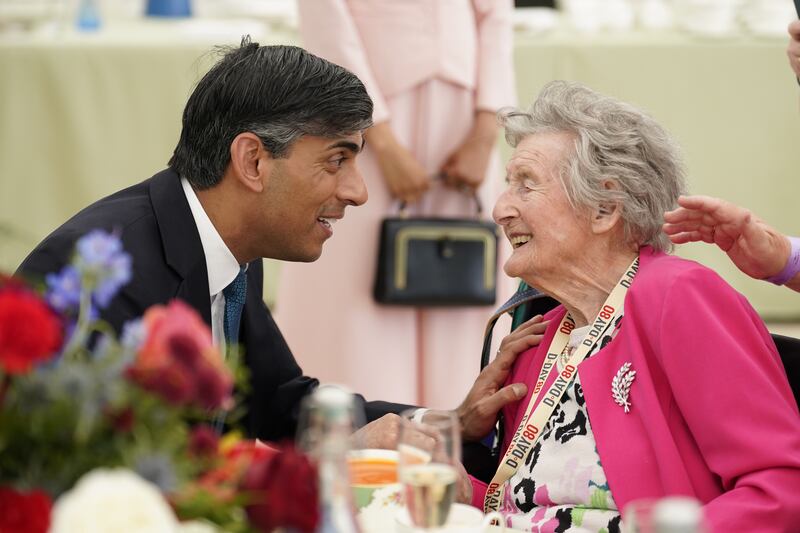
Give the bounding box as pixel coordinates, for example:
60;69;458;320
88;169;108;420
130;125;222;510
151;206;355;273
169;37;373;189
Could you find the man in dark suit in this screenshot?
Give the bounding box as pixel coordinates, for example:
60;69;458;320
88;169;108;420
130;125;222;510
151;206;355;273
18;39;532;449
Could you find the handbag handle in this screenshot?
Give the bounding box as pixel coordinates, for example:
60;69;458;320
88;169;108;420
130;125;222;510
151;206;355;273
397;173;484;218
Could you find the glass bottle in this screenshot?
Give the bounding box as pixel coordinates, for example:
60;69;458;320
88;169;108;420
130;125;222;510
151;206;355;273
75;0;101;31
299;385;362;533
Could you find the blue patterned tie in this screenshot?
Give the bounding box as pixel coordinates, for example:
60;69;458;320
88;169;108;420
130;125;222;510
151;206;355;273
222;266;247;348
215;266;246;434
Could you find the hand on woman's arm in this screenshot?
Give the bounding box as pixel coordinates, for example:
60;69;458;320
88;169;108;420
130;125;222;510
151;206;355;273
440;111;499;193
366;122;430;204
456;315;548;442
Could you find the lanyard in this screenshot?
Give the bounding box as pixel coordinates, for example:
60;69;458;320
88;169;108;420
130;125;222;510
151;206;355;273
483;256;639;513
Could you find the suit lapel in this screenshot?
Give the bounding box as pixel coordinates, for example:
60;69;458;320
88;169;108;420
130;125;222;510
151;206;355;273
149;168;212;326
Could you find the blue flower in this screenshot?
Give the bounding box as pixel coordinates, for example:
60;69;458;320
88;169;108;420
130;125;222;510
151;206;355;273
120;319;146;352
73;229;132;309
76;229;123;270
94;253;132;308
45;265;82;313
101;318;145;376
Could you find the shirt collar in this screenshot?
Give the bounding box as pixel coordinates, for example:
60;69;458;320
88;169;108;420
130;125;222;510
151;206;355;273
180;177;241;297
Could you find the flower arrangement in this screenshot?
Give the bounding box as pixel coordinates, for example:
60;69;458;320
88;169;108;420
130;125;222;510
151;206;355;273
0;230;319;533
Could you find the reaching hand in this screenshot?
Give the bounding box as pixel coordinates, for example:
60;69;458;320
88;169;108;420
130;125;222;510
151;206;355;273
456;315;548;442
350;413;435;451
788;19;800;78
441;111;498;193
663;195;791;280
367;122;430;204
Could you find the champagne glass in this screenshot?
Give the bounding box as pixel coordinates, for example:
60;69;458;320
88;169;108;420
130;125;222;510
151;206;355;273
398;409;461;530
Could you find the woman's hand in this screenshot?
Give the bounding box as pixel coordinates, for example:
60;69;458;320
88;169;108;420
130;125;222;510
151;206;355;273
456;315;549;442
440;111;498;193
366;122;430;204
663;195;791;280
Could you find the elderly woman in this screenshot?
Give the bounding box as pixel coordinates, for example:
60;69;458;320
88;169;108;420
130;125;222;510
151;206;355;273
463;82;800;532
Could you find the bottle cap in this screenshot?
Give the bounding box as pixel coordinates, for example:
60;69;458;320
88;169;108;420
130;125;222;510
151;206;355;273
297;384;361;454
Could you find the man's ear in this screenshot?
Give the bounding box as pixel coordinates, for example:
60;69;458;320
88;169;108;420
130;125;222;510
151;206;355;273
591;181;623;235
229;132;270;193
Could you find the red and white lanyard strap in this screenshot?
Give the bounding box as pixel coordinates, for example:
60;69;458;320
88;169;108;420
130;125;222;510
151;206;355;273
483;256;639;513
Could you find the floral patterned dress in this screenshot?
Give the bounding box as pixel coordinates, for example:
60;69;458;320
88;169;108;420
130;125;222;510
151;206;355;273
502;319;624;533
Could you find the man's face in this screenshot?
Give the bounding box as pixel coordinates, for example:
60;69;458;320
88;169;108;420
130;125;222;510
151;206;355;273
259;133;367;262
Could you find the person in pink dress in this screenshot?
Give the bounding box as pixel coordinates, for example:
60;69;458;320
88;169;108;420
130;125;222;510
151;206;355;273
276;0;516;408
453;81;800;532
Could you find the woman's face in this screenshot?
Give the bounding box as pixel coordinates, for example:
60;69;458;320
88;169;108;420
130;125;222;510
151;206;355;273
493;132;593;284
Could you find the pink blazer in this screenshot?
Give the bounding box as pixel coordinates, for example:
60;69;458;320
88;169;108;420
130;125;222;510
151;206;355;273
297;0;515;123
472;247;800;532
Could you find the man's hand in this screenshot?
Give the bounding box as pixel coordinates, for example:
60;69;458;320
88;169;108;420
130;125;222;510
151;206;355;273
350;413;437;451
367;122;430;204
788;19;800;78
454;460;474;504
440;111;498;193
456;315;548;442
663;195;790;280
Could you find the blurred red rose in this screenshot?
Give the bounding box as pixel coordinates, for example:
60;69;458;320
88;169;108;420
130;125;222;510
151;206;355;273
107;407;135;433
0;274;21;290
0;486;52;533
181;439;277;505
147;361;194;405
169;333;202;369
193;358;232;409
0;287;62;375
188;425;219;458
128;300;233;409
242;445;319;533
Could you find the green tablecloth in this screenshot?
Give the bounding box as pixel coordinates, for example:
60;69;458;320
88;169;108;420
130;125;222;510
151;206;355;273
1;25;798;316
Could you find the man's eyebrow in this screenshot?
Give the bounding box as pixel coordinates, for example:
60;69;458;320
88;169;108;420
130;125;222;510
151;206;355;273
326;139;363;154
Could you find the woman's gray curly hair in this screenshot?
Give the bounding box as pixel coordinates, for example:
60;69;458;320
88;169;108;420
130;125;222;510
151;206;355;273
499;81;687;252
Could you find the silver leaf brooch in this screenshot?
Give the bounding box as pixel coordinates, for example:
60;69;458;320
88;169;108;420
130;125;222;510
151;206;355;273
611;362;636;413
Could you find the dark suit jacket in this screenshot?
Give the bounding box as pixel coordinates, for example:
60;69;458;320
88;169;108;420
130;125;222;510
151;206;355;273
17;168;411;441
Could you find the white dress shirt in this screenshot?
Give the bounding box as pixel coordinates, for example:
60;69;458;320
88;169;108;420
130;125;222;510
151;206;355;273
181;177;242;357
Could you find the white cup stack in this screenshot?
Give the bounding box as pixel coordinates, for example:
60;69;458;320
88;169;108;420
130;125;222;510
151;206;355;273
740;0;797;37
672;0;742;37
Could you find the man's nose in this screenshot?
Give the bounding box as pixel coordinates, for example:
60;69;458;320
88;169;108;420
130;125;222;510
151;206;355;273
339;166;368;207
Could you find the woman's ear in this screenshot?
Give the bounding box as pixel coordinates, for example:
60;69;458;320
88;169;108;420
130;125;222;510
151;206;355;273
229;132;269;193
591;181;623;235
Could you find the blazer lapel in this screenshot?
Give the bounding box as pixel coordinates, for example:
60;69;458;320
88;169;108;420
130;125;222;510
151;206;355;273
149;168;212;326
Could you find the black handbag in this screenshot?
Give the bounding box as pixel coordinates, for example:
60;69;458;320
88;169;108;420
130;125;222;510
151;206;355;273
373;196;499;306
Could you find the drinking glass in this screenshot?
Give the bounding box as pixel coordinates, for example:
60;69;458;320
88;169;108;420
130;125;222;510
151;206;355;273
398;409;461;530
